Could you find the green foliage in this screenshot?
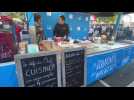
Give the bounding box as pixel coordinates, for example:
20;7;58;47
8;12;25;20
96;16;116;24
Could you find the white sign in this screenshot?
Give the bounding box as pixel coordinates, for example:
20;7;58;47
78;17;81;21
69;14;73;19
77;26;81;31
70;27;72;31
47;26;52;30
46;12;52;16
85;17;89;21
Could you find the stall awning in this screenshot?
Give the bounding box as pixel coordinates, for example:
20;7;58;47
89;12;133;17
89;12;115;17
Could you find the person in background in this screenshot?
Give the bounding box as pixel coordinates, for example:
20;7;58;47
53;15;70;40
20;20;33;44
89;26;94;36
15;22;22;43
110;25;114;40
128;27;133;40
106;25;112;40
98;25;102;34
20;20;28;38
35;15;45;44
88;26;94;41
100;32;108;43
94;25;97;33
124;26;130;40
102;24;106;33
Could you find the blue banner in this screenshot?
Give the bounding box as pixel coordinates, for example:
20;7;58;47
39;12;89;39
130;45;134;62
116;47;132;70
86;51;117;85
86;45;134;85
116;49;124;69
0;63;18;87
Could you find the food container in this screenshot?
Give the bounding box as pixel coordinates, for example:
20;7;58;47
55;37;63;46
27;44;39;54
39;40;53;51
18;42;27;54
95;37;101;44
39;40;63;52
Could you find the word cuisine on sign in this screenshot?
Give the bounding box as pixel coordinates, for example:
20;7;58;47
63;48;85;87
15;53;61;87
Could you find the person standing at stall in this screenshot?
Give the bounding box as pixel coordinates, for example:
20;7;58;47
15;23;22;43
53;15;70;40
35;15;45;44
102;24;106;33
20;20;29;42
89;26;94;36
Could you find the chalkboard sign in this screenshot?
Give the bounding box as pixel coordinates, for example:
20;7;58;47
15;51;61;87
0;33;15;63
62;48;85;87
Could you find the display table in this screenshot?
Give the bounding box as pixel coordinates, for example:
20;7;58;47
0;62;18;87
85;42;134;85
1;41;134;87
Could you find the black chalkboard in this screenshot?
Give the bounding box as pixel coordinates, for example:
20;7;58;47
64;49;85;87
20;54;58;87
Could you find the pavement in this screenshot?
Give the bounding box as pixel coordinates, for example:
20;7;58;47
88;61;134;87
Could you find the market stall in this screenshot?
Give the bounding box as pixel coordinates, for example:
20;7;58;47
79;41;134;85
0;62;18;87
1;12;134;87
1;39;134;87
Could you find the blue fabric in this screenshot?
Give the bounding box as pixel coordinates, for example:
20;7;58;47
0;63;18;87
36;12;90;40
86;51;117;85
25;12;90;39
1;45;134;86
25;12;35;27
86;45;134;85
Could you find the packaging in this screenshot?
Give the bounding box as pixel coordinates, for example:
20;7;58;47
28;26;36;43
39;40;63;51
27;44;39;54
55;37;63;46
39;40;53;51
18;41;28;54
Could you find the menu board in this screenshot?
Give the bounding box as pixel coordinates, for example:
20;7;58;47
63;48;85;87
0;33;15;63
15;53;61;87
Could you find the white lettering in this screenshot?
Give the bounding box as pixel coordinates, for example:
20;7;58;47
25;70;30;77
95;55;116;71
25;64;56;77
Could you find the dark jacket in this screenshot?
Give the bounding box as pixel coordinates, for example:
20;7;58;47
53;23;69;38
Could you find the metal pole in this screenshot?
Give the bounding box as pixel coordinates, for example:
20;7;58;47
114;12;123;40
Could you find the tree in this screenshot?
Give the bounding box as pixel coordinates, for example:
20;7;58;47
9;12;25;20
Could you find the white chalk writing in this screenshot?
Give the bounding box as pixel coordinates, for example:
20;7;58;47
25;64;55;77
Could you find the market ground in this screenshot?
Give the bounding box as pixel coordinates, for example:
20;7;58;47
88;61;134;87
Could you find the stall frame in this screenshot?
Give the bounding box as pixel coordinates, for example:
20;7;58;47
61;47;86;87
15;51;62;87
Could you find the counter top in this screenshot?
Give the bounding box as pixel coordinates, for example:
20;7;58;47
53;41;134;55
79;42;133;55
1;41;134;67
0;62;15;67
56;40;134;56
